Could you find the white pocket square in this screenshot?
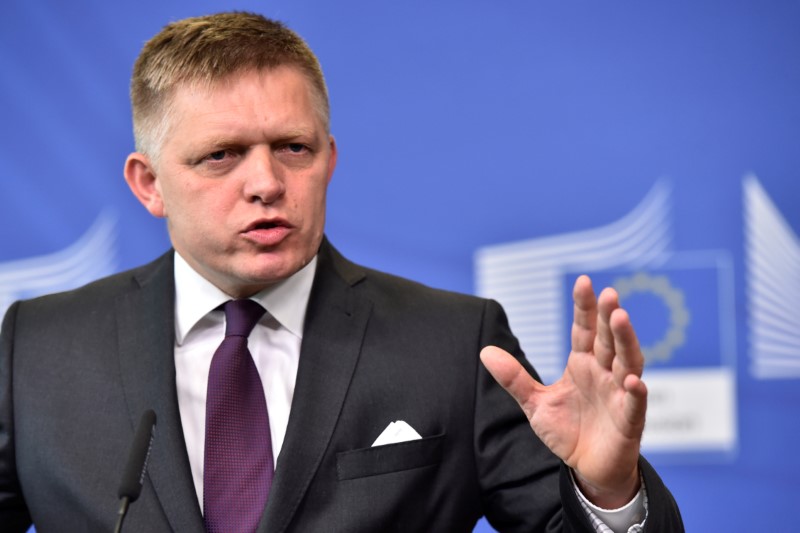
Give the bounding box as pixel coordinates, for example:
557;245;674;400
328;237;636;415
371;420;422;447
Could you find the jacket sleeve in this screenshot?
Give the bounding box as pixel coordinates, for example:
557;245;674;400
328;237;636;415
0;302;34;532
474;299;684;532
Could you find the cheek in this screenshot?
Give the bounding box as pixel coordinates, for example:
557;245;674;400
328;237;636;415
164;185;230;234
156;177;189;217
305;185;328;224
292;175;328;215
184;177;234;209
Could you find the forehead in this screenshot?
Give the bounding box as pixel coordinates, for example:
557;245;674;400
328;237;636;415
163;67;325;140
177;66;313;108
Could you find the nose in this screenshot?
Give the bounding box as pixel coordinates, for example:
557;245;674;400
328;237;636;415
243;147;285;204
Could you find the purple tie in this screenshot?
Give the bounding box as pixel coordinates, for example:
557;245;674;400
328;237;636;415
204;299;273;533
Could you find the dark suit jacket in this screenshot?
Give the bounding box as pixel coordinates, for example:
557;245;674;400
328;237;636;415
0;240;683;532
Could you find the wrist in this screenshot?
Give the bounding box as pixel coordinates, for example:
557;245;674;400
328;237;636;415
572;466;640;509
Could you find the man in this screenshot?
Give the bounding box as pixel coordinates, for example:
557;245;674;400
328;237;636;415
0;12;683;532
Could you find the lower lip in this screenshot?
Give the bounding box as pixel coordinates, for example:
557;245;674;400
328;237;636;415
243;226;291;246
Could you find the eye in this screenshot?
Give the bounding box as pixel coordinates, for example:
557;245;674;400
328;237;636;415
197;149;238;166
286;143;307;154
193;148;240;171
208;150;227;161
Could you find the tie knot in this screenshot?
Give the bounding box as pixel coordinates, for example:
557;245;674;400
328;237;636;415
222;299;266;338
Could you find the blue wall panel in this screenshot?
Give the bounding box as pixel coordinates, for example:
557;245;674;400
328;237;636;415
2;1;799;530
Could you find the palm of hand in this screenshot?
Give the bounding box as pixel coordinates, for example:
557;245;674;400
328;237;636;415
481;275;647;506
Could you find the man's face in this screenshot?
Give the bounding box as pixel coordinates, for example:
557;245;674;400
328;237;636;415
126;66;337;297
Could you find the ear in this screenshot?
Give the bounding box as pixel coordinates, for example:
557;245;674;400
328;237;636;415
124;152;166;218
326;135;338;185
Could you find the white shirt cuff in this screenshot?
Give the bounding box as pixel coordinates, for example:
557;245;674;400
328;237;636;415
570;469;648;533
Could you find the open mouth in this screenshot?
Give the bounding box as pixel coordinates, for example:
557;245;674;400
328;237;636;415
243;219;292;245
254;221;282;230
246;219;290;232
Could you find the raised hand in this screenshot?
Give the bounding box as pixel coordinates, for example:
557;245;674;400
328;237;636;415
480;275;647;508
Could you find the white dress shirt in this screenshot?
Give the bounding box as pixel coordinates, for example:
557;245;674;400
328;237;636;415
171;251;644;529
173;251;317;511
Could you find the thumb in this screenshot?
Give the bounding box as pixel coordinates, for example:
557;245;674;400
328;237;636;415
480;346;543;416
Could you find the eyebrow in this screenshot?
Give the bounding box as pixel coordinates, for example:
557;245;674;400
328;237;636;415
274;127;317;139
197;126;318;147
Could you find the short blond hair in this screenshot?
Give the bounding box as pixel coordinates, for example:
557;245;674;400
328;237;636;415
131;12;329;159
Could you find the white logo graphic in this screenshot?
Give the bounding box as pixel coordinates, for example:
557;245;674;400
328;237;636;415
475;180;739;455
743;174;800;379
613;272;690;365
475;181;673;383
0;211;118;319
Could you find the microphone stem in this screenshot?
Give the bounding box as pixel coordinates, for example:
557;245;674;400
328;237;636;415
113;496;130;533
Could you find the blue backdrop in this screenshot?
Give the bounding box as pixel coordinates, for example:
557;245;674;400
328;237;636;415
2;1;799;530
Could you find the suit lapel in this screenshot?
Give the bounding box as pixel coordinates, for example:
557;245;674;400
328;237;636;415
259;241;372;533
115;252;206;532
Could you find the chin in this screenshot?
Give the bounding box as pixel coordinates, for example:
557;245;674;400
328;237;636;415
245;263;300;284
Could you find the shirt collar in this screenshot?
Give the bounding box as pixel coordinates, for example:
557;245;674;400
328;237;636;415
173;251;318;345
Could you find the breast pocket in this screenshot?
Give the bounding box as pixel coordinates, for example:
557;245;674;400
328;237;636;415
336;432;445;481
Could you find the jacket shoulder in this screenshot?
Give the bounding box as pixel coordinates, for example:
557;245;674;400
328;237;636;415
321;239;488;313
11;251;173;317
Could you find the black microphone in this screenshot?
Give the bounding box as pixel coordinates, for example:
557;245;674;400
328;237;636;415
114;409;157;533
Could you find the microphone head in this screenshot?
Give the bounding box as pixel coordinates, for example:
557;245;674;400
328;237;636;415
117;409;157;502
